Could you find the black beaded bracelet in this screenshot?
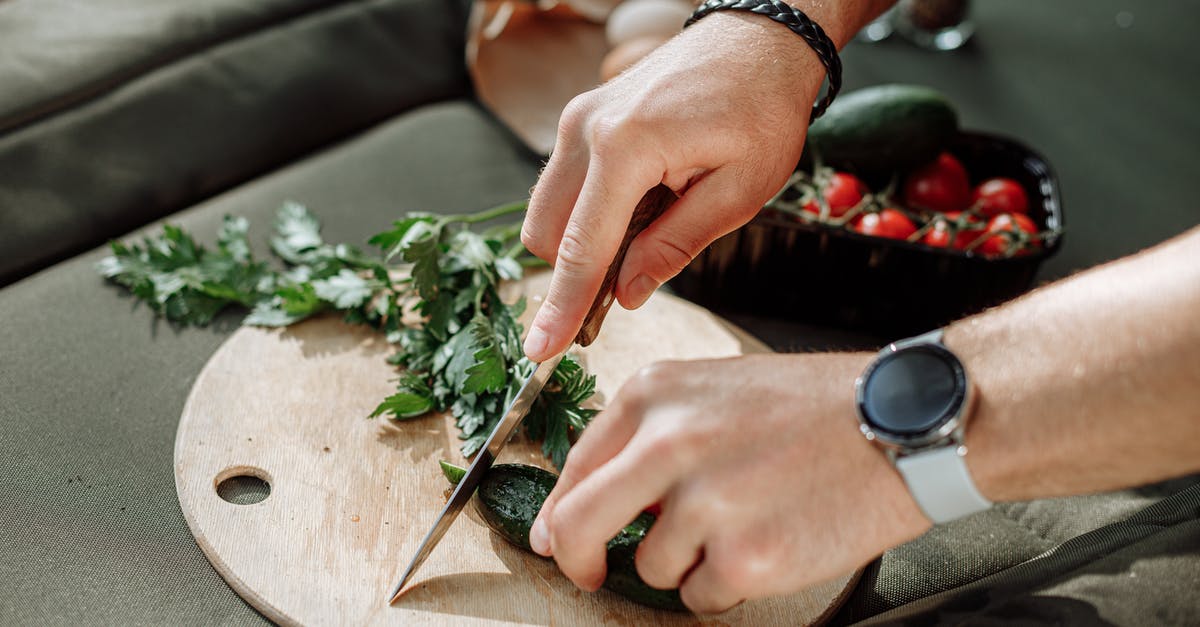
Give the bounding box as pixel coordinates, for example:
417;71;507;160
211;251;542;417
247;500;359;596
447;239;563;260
685;0;843;122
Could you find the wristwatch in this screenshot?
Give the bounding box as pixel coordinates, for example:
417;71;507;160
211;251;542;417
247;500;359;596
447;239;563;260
854;329;992;524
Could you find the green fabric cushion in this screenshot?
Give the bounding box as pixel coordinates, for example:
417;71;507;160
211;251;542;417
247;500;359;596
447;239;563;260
0;100;540;625
0;0;341;131
0;0;473;286
2;0;1199;623
834;475;1200;624
849;480;1200;625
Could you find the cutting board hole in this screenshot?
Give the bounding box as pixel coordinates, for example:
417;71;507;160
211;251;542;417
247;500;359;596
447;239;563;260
215;466;272;505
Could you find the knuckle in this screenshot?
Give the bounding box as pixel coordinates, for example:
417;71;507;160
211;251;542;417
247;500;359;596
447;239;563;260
634;361;682;389
707;559;752;600
642;428;702;474
672;485;709;521
647;236;700;278
549;499;585;545
555;228;601;272
520;224;552;261
635;548;678;589
640;432;679;463
530;295;570;332
710;537;771;595
588;115;635;154
558;93;595;139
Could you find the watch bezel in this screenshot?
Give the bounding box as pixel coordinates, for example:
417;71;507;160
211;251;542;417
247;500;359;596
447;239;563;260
854;342;972;451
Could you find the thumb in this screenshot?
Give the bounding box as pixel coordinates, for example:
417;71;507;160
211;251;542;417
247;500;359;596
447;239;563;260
615;167;763;309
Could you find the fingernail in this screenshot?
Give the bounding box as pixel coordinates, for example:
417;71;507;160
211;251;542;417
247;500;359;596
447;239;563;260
529;517;551;555
524;325;549;360
627;275;660;308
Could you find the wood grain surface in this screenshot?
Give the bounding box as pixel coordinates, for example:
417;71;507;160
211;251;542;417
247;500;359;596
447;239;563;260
175;272;859;625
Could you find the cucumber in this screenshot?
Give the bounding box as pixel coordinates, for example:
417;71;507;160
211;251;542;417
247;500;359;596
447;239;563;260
601;511;689;612
800;84;959;181
439;459;467;485
441;461;687;612
474;463;555;551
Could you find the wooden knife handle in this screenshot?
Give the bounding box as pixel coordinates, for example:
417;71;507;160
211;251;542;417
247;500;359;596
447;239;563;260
573;184;678;347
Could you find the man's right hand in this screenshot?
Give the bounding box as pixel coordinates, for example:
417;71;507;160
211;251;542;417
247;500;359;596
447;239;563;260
520;11;835;361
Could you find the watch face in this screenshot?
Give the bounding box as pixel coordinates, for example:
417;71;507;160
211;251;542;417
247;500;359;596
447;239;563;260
858;345;967;440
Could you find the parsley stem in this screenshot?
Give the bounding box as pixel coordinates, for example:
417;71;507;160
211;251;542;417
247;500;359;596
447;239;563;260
443;200;528;225
486;222;524;246
502;241;526;259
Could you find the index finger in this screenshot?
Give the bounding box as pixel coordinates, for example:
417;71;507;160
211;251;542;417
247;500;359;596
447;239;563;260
547;428;685;591
529;398;641;556
523;155;658;361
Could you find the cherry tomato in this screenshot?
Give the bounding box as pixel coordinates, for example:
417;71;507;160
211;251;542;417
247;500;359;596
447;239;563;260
922;211;987;250
977;213;1040;256
903;152;971;213
972;178;1029;218
802;172;868;218
853;208;917;240
921;219;954;248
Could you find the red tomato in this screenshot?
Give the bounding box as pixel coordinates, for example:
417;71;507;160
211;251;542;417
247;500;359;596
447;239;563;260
972;178;1029;218
803;172;868;218
921;211;987;250
921;219;954;248
903;152;971;213
853;208;917;240
644;502;663;517
978;213;1040;256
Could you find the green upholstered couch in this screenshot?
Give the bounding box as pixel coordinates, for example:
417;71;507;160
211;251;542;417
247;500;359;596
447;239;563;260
2;1;1198;624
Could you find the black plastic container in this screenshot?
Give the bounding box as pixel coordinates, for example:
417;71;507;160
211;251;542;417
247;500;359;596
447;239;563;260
670;131;1064;337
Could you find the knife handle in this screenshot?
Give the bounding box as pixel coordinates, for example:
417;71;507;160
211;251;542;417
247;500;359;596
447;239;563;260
573;184;678;347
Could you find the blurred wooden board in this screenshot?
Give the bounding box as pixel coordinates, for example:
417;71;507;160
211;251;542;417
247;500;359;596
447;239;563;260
175;272;859;625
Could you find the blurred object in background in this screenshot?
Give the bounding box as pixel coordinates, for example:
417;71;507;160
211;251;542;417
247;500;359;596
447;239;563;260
601;0;688;81
856;6;897;43
894;0;974;51
605;0;688;47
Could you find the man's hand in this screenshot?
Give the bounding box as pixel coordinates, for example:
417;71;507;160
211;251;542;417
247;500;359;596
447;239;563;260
520;13;829;361
527;354;931;613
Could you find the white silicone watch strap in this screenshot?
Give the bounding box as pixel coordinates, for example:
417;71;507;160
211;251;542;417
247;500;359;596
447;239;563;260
895;446;992;524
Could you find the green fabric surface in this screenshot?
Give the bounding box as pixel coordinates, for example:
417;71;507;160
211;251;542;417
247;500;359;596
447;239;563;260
0;0;473;286
2;0;1199;624
833;476;1200;624
0;100;540;625
851;480;1200;625
0;0;343;131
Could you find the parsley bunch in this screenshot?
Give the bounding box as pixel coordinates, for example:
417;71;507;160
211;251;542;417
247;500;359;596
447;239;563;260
98;202;597;467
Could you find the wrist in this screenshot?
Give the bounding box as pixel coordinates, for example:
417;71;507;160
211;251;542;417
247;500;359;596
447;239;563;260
684;12;824;110
813;351;932;534
944;322;1036;503
855;330;994;524
774;0;875;49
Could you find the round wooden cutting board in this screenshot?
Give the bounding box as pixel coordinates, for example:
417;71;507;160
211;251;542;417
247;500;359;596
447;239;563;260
175;273;860;625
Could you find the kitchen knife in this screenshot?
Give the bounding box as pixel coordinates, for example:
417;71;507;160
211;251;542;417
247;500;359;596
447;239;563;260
388;184;678;604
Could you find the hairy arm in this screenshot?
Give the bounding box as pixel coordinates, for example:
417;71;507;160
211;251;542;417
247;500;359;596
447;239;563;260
956;226;1200;500
521;0;897;361
530;226;1200;613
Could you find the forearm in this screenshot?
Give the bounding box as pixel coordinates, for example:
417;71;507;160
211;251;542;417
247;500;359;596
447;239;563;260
948;227;1200;501
678;0;893;122
782;0;897;48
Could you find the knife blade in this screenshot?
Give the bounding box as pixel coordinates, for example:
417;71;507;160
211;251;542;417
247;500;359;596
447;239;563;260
387;183;678;604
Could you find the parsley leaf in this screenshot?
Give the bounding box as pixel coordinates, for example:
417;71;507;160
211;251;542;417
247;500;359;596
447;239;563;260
528;355;599;469
271;201;325;264
462;314;507;395
370;373;434;420
98;199;597;467
402;223;442;302
312;269;373;309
